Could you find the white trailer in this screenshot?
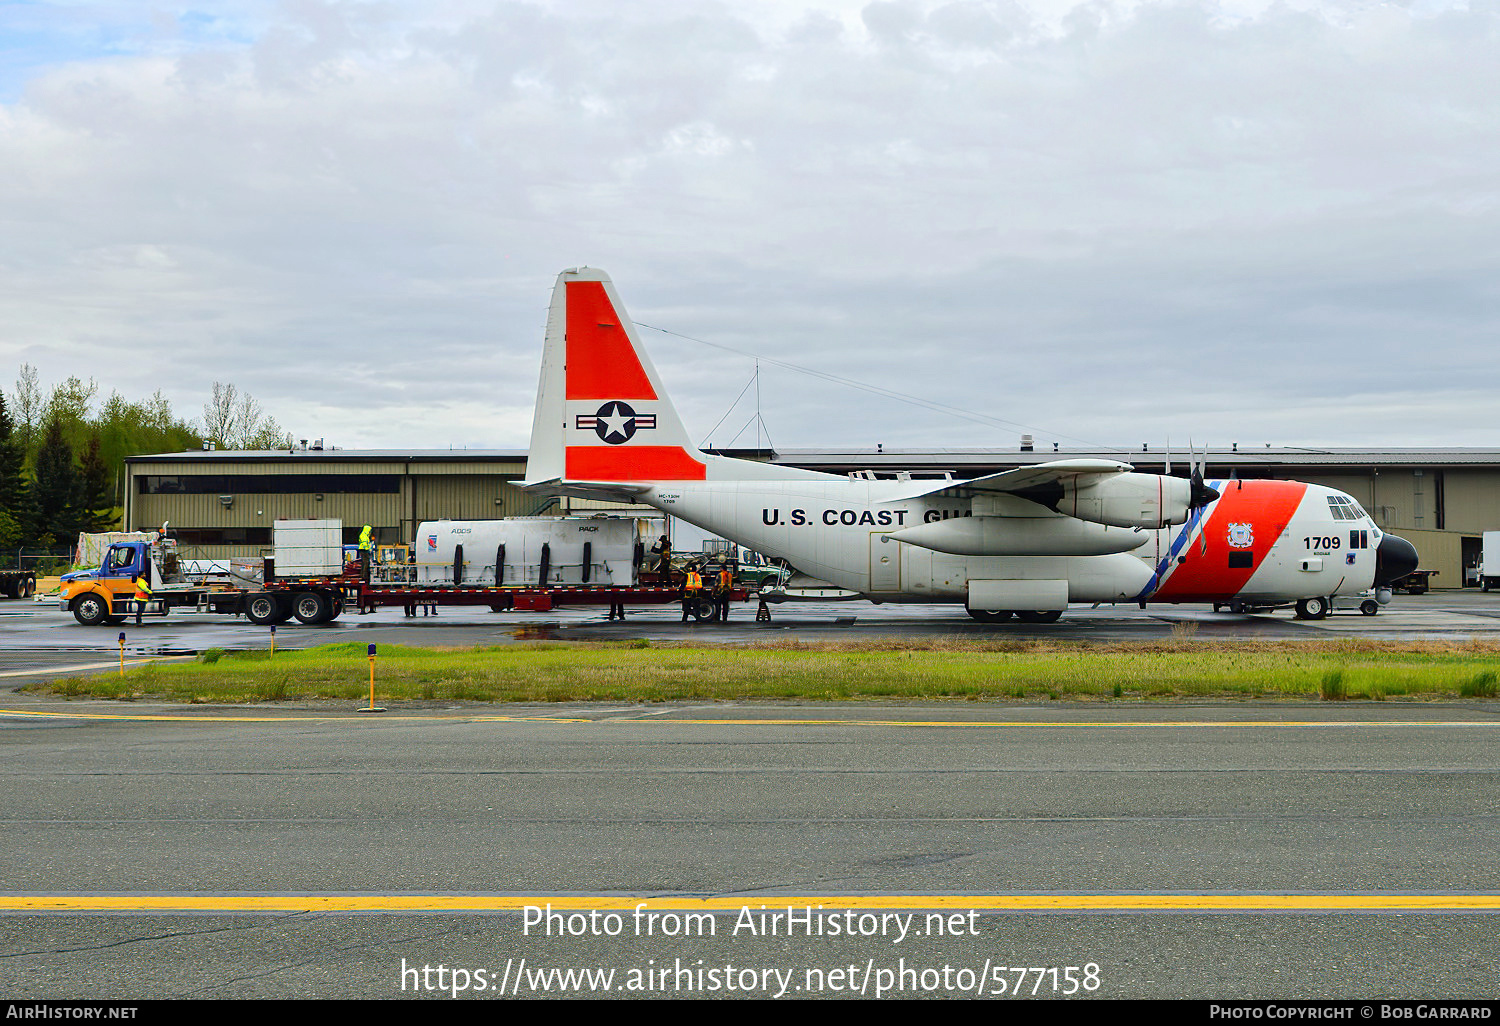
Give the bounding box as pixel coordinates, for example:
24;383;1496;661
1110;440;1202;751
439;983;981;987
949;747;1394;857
1481;532;1500;592
414;516;652;587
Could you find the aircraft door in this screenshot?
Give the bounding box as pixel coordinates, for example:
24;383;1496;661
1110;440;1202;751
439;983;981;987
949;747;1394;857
870;533;900;592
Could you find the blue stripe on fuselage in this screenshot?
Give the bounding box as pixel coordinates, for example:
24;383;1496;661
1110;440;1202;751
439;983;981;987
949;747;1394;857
1135;481;1222;601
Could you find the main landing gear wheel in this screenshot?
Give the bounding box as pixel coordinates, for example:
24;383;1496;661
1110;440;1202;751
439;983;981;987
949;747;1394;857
966;609;1014;624
72;594;109;626
1015;610;1063;624
1295;596;1331;620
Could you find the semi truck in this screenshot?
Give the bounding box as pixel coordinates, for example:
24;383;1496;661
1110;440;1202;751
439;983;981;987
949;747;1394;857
59;516;752;626
58;520;351;626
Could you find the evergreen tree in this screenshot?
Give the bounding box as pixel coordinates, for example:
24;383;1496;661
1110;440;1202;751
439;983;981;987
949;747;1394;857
0;393;29;548
32;420;80;546
76;434;115;533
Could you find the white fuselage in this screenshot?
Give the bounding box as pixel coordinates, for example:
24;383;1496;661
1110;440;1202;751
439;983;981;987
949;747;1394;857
647;478;1383;607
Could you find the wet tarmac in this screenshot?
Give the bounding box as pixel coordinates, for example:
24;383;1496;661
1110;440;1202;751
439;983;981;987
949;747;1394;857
5;590;1500;678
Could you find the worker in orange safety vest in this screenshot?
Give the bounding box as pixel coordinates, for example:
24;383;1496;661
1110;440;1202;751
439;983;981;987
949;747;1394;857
132;575;153;625
680;568;703;622
714;563;734;623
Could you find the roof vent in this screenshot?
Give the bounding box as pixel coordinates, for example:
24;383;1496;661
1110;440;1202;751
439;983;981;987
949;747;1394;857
1020;434;1034;452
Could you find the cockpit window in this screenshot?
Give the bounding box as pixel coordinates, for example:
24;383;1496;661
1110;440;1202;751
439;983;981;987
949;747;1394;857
1326;495;1365;521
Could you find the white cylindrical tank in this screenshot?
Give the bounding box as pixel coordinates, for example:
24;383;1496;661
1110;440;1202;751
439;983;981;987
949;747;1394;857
414;516;648;586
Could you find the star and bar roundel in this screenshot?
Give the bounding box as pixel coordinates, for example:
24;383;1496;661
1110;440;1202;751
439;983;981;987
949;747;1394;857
575;401;657;445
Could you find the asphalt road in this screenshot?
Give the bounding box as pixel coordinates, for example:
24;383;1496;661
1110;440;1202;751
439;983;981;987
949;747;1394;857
2;697;1498;999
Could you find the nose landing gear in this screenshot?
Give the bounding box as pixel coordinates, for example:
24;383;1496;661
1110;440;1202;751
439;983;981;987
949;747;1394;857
1294;596;1330;620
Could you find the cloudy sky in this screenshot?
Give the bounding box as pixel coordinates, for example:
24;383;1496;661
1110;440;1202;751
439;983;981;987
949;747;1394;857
1;0;1496;455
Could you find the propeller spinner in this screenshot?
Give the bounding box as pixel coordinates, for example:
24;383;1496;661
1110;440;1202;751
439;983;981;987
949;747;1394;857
1187;441;1219;510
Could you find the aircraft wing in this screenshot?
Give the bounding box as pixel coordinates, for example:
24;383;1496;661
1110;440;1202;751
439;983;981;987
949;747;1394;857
897;459;1134;501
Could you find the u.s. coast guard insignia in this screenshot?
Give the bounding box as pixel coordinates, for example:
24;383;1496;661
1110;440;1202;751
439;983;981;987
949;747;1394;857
1227;523;1254;549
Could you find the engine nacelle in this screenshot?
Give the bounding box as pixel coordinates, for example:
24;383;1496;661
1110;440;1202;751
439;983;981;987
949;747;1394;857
1058;473;1197;530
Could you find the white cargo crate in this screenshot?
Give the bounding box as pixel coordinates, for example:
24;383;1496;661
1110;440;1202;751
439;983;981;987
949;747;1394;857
273;519;344;577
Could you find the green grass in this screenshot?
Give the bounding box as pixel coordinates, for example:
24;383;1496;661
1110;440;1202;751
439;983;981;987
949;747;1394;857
27;638;1500;704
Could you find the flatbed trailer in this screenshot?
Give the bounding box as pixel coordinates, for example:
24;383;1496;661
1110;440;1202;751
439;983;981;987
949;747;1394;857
64;558;753;625
62;528;759;625
351;581;750;619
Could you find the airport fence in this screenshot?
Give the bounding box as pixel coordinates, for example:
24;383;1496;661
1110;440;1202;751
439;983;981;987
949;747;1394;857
1;547;74;574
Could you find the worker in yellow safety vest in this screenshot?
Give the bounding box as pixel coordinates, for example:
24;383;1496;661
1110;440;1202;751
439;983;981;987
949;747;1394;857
132;575;153;625
358;524;373;581
680;568;703;622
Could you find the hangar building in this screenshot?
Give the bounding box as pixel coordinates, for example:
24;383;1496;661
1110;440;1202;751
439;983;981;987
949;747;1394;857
122;444;1500;588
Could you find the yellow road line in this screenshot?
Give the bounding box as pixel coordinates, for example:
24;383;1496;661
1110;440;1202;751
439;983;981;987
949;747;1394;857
4;894;1500;913
0;707;1496;728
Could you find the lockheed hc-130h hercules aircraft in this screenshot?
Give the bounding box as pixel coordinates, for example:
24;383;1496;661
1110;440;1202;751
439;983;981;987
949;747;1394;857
524;268;1419;622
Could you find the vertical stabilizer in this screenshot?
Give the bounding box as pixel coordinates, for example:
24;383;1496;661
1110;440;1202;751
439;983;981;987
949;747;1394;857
527;267;708;484
526;267;827;488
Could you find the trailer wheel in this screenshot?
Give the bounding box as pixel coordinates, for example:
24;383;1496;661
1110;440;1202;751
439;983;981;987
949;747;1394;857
1360;600;1379;616
72;594;109;627
1015;610;1063;624
329;595;344;621
245;593;279;625
23;575;34;598
966;609;1013;623
690;595;717;621
291;591;329;625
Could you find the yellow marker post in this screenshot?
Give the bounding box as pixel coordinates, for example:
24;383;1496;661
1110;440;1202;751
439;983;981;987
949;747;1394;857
118;632;125;676
269;623;276;658
358;642;384;713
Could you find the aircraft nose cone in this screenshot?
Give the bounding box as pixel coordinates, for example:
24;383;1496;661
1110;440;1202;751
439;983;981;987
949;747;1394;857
1374;534;1419;587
